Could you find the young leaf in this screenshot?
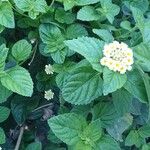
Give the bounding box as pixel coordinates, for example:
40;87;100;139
103;67;127;95
1;66;33;97
12;39;32;62
0;2;15;28
93;29;114;43
66;24;88;39
55;8;76;24
65;37;105;72
0;44;8;72
0;127;5;144
80;119;102;144
0;106;10;123
98;0;120;24
62;65;103;105
39;24;65;54
48;113;87;145
77;6;100;21
14;0;47;19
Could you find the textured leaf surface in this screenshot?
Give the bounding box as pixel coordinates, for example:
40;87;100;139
77;6;100;21
62;65;103;105
112;88;133;116
12;39;32;62
0;44;8;72
124;70;148;103
65;37;105;72
0;2;15;28
48;113;87;145
103;67;127;95
0;83;12;103
39;24;65;54
1;66;33;97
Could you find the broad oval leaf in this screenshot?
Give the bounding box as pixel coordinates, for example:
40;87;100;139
0;2;15;28
103;67;127;95
39;24;65;54
62;65;103;105
12;39;32;62
0;106;10;123
1;66;33;97
48;113;87;145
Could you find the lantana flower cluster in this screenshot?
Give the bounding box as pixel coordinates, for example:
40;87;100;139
100;41;134;74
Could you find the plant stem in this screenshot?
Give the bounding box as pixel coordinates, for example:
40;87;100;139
50;0;55;7
14;126;25;150
32;103;53;113
28;41;38;66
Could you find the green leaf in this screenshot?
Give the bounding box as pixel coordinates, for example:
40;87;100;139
0;44;8;72
0;83;12;103
62;0;100;11
129;0;149;13
0;127;5;144
98;0;120;23
76;0;101;6
120;21;132;31
142;143;150;150
11;95;27;124
103;67;127;95
94;135;121;150
48;113;87;145
51;48;67;64
39;24;65;54
12;39;32;62
73;141;92;150
1;66;33;97
65;37;105;72
124;69;148;103
112;88;133;116
77;6;100;21
66;24;88;39
125;130;144;148
14;0;47;19
80;119;102;145
26;141;42;150
107;114;133;141
92;102;118;128
138;124;150;138
62;65;103;105
0;2;15;28
55;8;76;24
0;106;10;123
93;29;114;43
133;43;150;71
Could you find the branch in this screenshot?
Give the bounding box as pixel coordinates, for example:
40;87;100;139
14;126;25;150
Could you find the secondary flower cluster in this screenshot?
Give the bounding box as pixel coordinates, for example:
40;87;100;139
100;41;134;74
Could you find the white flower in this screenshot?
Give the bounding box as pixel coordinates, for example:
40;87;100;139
100;41;134;74
45;64;54;75
0;147;2;150
44;89;54;100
